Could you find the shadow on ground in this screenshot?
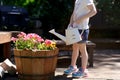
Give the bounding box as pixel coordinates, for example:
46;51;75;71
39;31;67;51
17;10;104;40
93;50;120;70
2;73;74;80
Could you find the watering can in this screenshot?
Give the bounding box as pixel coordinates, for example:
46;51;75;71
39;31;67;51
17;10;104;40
49;28;82;45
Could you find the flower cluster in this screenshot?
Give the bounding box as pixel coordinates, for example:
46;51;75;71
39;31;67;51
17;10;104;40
11;32;57;50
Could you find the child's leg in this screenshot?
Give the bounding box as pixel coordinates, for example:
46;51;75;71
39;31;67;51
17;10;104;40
79;43;88;71
71;43;80;67
64;43;79;75
78;29;89;71
72;43;89;78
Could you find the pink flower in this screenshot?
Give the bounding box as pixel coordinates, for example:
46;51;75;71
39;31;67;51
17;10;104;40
11;37;17;42
27;33;34;38
23;36;30;41
45;39;52;45
27;33;44;42
11;32;56;50
37;38;44;42
17;32;26;38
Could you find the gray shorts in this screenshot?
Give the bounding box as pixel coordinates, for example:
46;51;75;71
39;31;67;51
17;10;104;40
78;29;89;43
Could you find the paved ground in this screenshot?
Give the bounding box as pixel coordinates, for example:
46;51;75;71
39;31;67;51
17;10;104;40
55;49;120;80
1;49;120;80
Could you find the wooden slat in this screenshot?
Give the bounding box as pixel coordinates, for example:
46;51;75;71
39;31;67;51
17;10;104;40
0;32;11;44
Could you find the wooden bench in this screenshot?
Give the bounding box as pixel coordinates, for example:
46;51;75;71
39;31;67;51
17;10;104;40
56;40;96;67
0;31;21;61
0;32;12;61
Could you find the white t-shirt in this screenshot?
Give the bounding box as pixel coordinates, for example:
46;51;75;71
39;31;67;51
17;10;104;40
73;0;94;29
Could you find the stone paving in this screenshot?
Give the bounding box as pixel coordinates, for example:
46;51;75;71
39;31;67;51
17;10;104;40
55;49;120;80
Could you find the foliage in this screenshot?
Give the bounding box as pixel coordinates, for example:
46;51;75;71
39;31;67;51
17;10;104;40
37;0;74;38
11;32;57;50
95;0;120;26
3;0;73;27
2;0;120;33
3;0;74;38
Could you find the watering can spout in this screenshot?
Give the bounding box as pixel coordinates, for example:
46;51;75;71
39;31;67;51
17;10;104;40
49;29;66;42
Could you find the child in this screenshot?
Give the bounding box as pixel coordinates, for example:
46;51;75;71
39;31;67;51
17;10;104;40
64;0;97;78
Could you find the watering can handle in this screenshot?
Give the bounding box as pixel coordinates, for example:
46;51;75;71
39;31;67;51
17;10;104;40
67;25;84;36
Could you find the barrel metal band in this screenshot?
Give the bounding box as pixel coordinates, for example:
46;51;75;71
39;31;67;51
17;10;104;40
14;54;58;59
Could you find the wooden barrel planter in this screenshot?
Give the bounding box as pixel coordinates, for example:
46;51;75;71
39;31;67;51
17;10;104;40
14;48;59;80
